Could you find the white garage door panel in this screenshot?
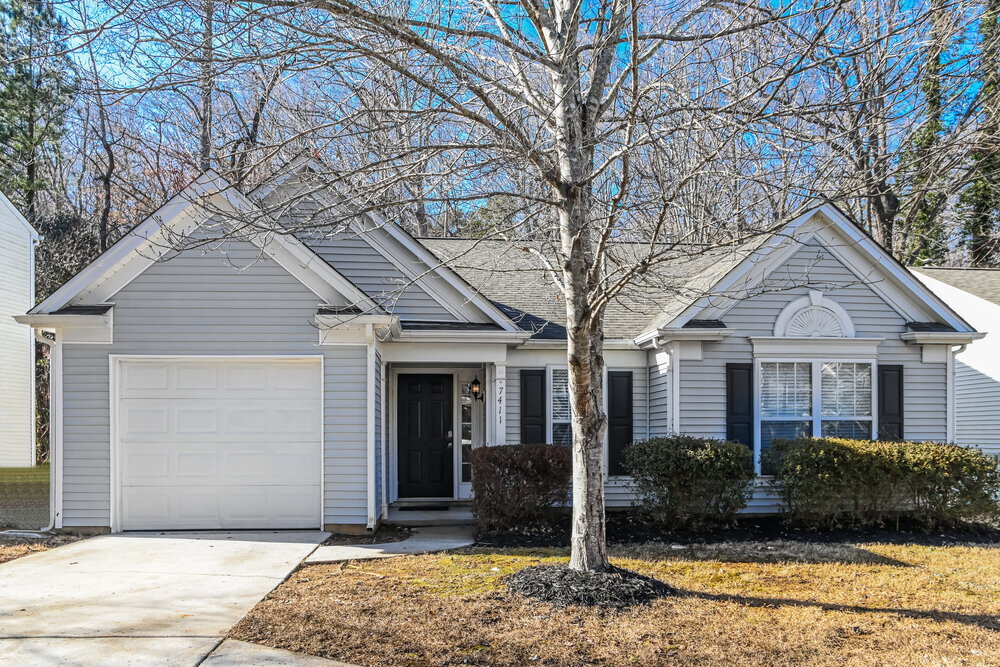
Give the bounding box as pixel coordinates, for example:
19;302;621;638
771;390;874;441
117;358;322;531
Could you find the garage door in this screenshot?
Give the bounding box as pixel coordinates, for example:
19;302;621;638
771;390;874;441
116;357;322;531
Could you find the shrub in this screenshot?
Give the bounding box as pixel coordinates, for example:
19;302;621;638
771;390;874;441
624;435;755;529
904;441;1000;527
767;437;1000;529
470;444;572;533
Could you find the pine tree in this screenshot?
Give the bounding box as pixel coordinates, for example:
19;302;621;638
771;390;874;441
902;0;950;265
961;0;1000;266
0;0;73;222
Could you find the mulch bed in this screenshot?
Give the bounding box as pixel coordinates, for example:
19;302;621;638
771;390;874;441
477;513;1000;548
322;525;411;546
506;564;674;608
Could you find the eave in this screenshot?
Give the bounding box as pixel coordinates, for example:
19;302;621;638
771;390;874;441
899;331;986;345
634;327;735;349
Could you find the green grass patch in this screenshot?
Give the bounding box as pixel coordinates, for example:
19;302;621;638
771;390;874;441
0;464;50;529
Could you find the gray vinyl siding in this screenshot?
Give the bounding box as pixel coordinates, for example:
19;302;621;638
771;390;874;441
59;235;371;528
505;369;522;443
669;243;946;512
306;231;458;321
648;351;671;437
678;244;946;443
504;363;647;506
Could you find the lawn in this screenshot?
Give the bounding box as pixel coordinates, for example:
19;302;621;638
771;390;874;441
231;540;1000;666
0;464;49;530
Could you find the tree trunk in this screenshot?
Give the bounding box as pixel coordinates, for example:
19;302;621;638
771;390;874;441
566;302;609;572
557;163;609;574
199;0;214;173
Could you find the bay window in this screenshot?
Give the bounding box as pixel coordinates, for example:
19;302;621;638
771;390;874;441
758;360;874;472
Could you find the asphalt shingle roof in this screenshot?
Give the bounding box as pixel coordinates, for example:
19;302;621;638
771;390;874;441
419;237;762;339
912;267;1000;306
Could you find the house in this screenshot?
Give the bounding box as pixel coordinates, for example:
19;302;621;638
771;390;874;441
0;191;39;467
15;163;984;533
911;267;1000;458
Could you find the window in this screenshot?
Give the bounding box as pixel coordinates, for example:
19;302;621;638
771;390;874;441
759;360;873;472
550;368;572;445
460;382;474;483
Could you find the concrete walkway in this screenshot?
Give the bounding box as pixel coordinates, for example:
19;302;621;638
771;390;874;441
0;531;328;666
305;525;476;564
203;639;353;666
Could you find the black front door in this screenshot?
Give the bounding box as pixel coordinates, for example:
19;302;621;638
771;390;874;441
397;374;454;498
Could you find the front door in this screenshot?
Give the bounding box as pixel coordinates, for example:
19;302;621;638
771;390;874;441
397;374;454;498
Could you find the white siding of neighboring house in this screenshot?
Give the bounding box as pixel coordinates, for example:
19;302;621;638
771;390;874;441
0;199;36;467
58;233;371;529
914;274;1000;457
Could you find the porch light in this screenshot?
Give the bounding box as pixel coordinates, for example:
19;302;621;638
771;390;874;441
469;376;484;401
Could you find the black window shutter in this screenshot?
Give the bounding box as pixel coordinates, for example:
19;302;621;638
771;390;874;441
520;369;546;444
726;363;753;448
878;365;904;441
607;371;634;475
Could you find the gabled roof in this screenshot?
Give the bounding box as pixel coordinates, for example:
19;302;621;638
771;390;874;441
657;203;976;334
0;190;39;240
31;171;378;315
253;157;522;333
911;267;1000;306
423;204;977;340
420;237;749;339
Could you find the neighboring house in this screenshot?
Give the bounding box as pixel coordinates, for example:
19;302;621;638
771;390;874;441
15;162;983;533
0;191;38;467
912;268;1000;458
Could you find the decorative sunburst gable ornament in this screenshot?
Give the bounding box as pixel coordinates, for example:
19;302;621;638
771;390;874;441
774;290;856;338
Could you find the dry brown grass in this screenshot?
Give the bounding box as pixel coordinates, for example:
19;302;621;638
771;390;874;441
231;541;1000;666
0;534;80;565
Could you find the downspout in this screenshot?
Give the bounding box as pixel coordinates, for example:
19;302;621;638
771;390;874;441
365;324;378;530
946;344;967;444
34;329;59;533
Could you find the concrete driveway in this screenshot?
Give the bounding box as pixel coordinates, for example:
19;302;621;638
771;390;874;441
0;531;327;666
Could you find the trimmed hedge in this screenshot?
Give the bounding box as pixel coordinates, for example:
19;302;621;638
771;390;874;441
470;444;572;532
767;437;1000;529
624;435;755;529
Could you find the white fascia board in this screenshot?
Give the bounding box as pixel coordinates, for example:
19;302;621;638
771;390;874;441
663;216;815;328
395;329;531;344
31;171;232;314
519;338;640;350
14;313;110;329
0;190;39;240
360;216;523;333
899;331;986;344
633;328;733;349
253;165;521;333
808;205;975;331
256;230;379;312
663;204;976;333
32;169;374;315
750;336;884;357
249;153;320;200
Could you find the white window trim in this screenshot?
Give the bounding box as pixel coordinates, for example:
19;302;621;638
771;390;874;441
546;366;571;445
753;357;878;475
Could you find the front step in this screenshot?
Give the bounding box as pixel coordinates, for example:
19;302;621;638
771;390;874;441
384;502;474;527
